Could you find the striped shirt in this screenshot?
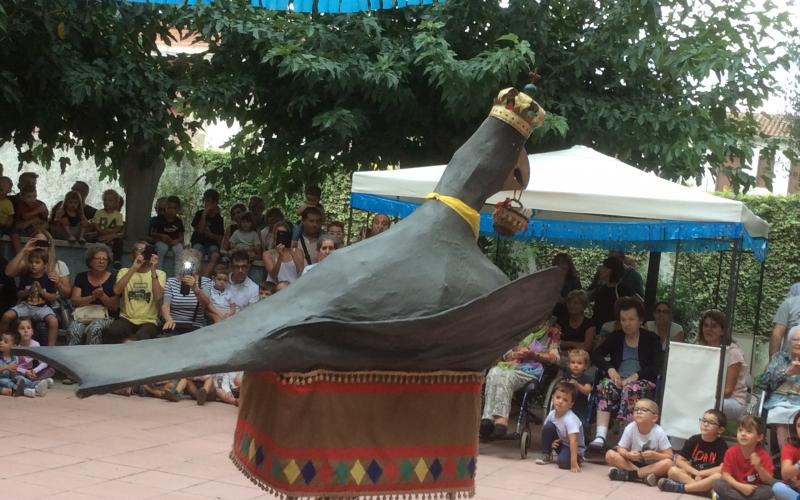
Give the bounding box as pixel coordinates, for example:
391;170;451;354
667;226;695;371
163;276;212;328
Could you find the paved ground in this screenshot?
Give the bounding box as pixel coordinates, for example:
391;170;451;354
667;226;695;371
1;384;695;499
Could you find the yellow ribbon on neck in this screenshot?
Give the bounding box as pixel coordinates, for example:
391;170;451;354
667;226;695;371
425;193;480;240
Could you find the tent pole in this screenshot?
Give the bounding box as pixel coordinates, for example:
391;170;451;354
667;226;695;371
715;241;741;410
645;251;661;319
713;251;724;308
658;243;680;414
346;206;354;246
751;258;767;369
668;243;681;311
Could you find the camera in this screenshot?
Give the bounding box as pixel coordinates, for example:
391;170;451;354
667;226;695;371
34;239;50;248
275;230;292;248
142;244;155;261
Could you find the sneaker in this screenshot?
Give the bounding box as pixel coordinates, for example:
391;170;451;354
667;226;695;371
608;467;630;482
62;377;75;385
45;378;54;388
644;473;658;486
163;389;180;402
535;453;554;465
23;388;36;398
711;491;719;500
196;387;207;406
34;381;48;397
658;478;685;493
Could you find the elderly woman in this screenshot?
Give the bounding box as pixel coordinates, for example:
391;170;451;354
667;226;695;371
479;322;560;439
301;235;338;276
763;325;800;448
644;301;685;350
588;297;662;450
67;246;118;346
698;309;749;421
558;289;596;355
160;249;213;334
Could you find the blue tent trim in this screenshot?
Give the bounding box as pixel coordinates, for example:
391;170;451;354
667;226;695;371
350;192;768;261
124;0;440;12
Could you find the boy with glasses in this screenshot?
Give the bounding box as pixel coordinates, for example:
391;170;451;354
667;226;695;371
606;398;673;486
659;409;728;494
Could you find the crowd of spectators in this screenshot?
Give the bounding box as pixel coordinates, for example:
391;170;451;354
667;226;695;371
0;177;394;403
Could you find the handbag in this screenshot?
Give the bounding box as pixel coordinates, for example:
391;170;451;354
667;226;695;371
72;304;109;324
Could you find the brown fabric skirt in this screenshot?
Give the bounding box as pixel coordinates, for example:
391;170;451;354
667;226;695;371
230;370;483;499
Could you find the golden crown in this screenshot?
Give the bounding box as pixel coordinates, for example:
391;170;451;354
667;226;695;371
489;87;546;138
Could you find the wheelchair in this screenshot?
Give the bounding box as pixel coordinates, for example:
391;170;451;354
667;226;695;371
505;364;561;459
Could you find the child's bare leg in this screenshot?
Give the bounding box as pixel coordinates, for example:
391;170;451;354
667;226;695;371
175;378;188;393
683;472;721;494
202;378;214;393
185;379;199;397
637;458;672;479
141;384;162;397
46;315;58;346
216;388;237;406
204;252;220;277
667;466;695;484
605;449;636;470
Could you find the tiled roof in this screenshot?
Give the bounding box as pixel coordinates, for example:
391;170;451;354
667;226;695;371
755;113;793;138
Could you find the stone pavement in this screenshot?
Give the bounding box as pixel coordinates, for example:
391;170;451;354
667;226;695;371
0;384;694;499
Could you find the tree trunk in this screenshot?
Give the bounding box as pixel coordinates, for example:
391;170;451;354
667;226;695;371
118;143;165;246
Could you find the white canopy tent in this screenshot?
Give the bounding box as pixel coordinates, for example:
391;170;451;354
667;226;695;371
350;146;768;259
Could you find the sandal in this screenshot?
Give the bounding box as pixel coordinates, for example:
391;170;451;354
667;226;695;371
162;389;180;402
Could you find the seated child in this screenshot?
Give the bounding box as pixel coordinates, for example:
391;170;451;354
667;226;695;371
51;190;88;243
140;379;182;402
562;348;592;425
535;381;585;472
207;267;235;324
227;212;261;260
14;316;55;383
1;248;59;346
712;415;774;500
13;187;48;237
176;376;215;406
0;331;48;397
221;203;246;261
773;411;800;500
214;371;242;406
658;409;728;494
190;189;224;277
0;176;21;252
88;189;125;267
606;398;673;486
259;281;276;300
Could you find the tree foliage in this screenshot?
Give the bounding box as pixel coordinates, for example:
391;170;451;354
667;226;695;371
0;0;201;176
189;0;793;196
0;0;794;202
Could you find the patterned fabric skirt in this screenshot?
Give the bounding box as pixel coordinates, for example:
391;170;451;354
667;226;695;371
595;378;656;423
231;370;483;499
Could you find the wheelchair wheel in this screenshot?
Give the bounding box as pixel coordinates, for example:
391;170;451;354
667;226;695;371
543;376;560;415
520;430;530;459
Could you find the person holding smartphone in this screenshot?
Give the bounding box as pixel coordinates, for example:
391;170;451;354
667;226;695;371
262;221;304;284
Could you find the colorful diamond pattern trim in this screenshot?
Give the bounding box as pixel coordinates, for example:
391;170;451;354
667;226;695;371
235;431;477;488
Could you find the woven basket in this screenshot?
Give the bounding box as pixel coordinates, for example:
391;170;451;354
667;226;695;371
493;198;531;237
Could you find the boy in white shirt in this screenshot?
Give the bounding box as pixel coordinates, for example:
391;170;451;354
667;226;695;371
535;381;585;472
606;398;673;486
207;267;235;323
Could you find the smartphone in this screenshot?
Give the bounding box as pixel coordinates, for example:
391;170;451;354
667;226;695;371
275;230;292;248
34;239;50;248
